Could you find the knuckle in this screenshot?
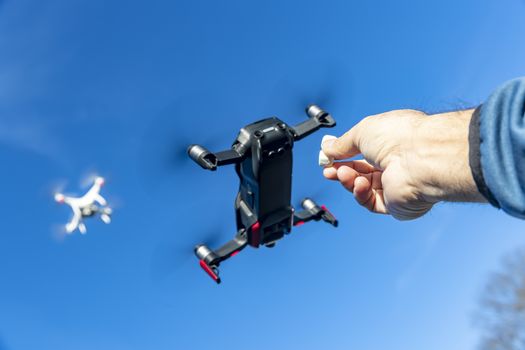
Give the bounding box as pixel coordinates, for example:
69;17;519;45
358;115;375;127
332;138;346;153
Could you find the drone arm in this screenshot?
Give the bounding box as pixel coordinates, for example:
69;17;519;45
216;149;244;166
93;194;107;206
293;198;338;227
188;145;245;171
214;234;248;261
291;105;336;141
195;231;248;284
65;206;82;233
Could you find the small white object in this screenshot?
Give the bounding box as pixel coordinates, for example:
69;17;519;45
54;176;113;234
318;135;337;167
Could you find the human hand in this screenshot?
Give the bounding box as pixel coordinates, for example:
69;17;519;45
321;109;486;220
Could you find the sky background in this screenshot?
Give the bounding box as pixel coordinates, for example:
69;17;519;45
0;0;524;349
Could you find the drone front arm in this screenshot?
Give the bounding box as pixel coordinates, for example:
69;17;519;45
291;104;336;141
188;145;244;171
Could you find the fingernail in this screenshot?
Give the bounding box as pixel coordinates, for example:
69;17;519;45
323;167;337;178
319;150;333;167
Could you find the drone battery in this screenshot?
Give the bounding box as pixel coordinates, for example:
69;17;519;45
236;118;294;246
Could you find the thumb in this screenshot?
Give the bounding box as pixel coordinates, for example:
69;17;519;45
321;125;361;160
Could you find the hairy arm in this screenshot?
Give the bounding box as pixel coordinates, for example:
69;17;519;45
321;108;485;220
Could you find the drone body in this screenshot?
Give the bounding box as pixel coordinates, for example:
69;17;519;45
188;105;338;284
54;176;112;234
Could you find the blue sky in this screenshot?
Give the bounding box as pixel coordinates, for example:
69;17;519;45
0;1;524;349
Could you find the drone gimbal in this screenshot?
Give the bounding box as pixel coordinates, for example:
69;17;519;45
188;105;338;284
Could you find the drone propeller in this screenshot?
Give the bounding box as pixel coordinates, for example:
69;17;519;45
265;61;352;119
296;72;342;110
149;223;229;283
46;171;105;200
78;171;105;189
42;177;69;198
293;183;334;210
138;96;235;194
50;223;70;242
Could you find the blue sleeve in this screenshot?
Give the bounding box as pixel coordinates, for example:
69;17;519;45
478;77;525;218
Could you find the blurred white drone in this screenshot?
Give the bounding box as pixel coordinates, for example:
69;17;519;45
54;176;112;234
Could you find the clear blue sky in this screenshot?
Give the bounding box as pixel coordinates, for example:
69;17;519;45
0;1;524;349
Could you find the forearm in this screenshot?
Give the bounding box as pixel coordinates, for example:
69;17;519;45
411;109;487;203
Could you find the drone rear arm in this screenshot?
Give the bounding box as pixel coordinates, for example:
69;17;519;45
291;105;336;141
194;230;248;284
293;198;338;227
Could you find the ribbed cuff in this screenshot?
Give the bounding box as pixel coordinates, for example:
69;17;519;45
468;105;500;207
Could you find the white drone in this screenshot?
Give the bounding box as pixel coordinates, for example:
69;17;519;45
54;176;112;234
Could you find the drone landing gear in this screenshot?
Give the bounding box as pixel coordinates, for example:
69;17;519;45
100;207;112;224
194;230;248;284
293;198;338;227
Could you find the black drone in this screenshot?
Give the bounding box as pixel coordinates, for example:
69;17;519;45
188;105;339;284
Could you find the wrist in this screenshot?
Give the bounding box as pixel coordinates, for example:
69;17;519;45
411;109;486;203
